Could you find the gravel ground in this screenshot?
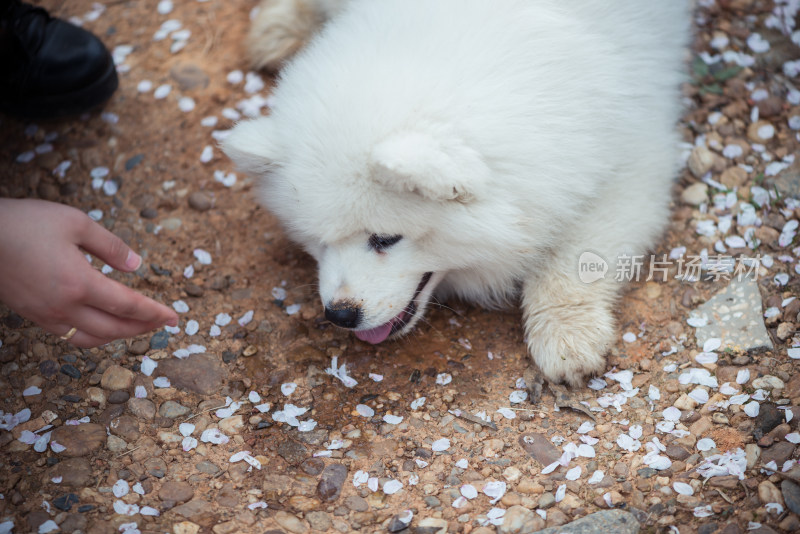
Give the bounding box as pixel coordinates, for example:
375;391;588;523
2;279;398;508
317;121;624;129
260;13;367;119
1;1;800;533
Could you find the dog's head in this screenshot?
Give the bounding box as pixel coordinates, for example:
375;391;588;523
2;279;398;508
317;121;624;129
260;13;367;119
223;115;495;343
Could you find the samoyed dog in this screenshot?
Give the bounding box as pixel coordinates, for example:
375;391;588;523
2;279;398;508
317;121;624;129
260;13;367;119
224;0;689;385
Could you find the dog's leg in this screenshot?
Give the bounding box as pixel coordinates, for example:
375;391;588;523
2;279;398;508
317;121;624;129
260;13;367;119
246;0;347;71
521;158;675;386
521;263;616;387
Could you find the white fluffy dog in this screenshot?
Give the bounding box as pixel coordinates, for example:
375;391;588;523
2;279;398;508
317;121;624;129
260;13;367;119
225;0;689;385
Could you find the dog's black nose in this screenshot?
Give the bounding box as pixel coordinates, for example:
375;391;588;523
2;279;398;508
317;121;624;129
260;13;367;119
324;302;362;329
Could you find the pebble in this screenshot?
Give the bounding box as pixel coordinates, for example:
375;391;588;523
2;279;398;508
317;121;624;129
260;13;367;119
52;493;79;511
86;387;106;406
157;353;227;395
188;191;213;211
110;415;140;441
519;433;561;466
48;458;92;487
173;522;201;534
125;153;144;170
387;515;410;532
305;511;332;532
108;390;130;404
692;277;773;352
196;461;221;475
60;363;81;379
278;440;309;465
218;415;244;434
101;364;135;390
498;505;545;534
39;360;59;377
159;480;195;503
681;182;709;206
273;511;309;534
755;404;783;437
688;146;715;178
317;463;347;502
128;398;157;420
781;480;800;515
170;63;210;91
416;518;448;534
150;331;170;350
344;495;368;512
51;423;105;457
538;492;555;509
761;441;795;465
758;480;783;505
535;509;639;534
159;400;191;418
107;435;127;452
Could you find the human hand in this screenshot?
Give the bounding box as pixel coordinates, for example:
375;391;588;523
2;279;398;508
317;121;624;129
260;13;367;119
0;198;178;347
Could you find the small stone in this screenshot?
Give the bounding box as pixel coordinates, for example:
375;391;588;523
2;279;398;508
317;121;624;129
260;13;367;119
498;505;545;534
761;442;796;466
86;387;106;406
538;510;639;534
758;480;784;506
690;417;713;437
108;390;129;404
344;495;368;512
306;511;332;532
150;331;170;350
60;363;81;379
53;493;79;511
711;412;729;425
681;182;708;206
173;522;201;534
107;435;128;452
158;353;227;395
48;458;92;487
274;511;309;534
756;404;784;438
159;400;191;419
300;457;324;475
415;518;448;534
196;461;221;475
776;322;796;341
188;191;213;211
674;393;698;410
39;360;59;377
720;166;748;189
519;433;560;466
140;207;158;219
159;480;195;503
752;376;785;390
125;153;144;170
688;146;715;178
666;444;690;461
278;440;309;465
52;423;105;457
538;492;555;509
128;398;157;420
317;463;347;502
782;480;800;515
170;63;210;91
109;415;140;441
388;515;410;532
745;444;761;469
101;365;135;391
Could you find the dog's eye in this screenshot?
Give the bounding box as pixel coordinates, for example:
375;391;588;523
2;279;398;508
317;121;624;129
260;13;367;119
368;234;402;252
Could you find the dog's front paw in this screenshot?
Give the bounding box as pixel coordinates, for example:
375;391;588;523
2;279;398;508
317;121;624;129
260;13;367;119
523;295;614;387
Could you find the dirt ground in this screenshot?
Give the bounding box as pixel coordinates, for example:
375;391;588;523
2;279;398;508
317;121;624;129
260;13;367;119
1;1;800;533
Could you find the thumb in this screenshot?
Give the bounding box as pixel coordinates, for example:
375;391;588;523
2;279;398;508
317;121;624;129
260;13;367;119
78;219;143;272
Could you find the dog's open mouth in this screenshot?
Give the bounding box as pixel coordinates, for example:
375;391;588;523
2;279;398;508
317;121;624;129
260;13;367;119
354;272;433;344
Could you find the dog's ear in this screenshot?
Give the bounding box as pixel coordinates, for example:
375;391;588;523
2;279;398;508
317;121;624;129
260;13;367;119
221;117;279;176
370;131;490;202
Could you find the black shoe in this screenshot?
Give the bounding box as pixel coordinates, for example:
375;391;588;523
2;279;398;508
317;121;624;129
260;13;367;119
0;1;118;119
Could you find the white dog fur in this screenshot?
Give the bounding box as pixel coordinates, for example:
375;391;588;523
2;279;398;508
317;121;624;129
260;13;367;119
225;0;689;385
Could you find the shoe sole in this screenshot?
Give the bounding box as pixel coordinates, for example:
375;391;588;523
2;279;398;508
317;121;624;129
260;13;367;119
0;60;119;120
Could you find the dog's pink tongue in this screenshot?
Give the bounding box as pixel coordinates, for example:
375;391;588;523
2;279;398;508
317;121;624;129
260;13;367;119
354;322;393;344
